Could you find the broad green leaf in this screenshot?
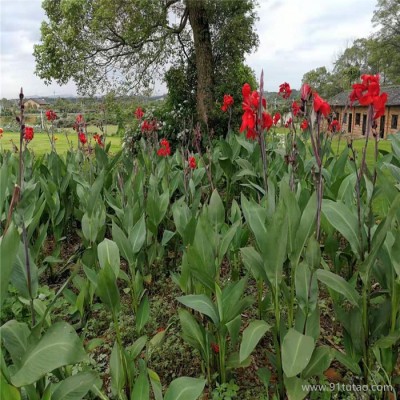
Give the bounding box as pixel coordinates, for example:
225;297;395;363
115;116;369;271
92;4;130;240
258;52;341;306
164;377;206;400
112;221;135;266
208;189;225;230
332;349;361;375
97;238;120;277
161;230;175;246
96;264;120;315
110;342;125;396
131;371;150;400
81;213;97;243
129;214;146;254
10;322;87;387
302;346;333;378
284;376;309;400
239;320;270;363
282;328;315;378
148;369;163;400
0;224;20;308
51;371;98;400
0;374;20;400
322;199;364;259
177;295;219;324
316;270;360;307
136;295;150;334
295;262;311;307
128;335;148;360
178;309;207;356
240;247;265;281
0;320;30;368
373;333;400;349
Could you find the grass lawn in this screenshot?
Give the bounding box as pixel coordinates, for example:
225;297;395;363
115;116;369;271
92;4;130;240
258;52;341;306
0;130;122;155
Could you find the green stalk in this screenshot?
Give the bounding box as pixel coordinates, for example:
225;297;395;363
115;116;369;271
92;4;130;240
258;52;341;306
361;284;370;383
391;281;400;333
257;279;264;319
288;264;296;327
273;289;284;398
217;332;226;384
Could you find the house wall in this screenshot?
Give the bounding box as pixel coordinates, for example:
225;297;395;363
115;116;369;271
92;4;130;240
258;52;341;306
24;100;40;110
332;105;400;139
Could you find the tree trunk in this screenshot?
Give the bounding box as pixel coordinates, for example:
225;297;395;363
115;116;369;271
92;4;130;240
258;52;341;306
187;0;214;127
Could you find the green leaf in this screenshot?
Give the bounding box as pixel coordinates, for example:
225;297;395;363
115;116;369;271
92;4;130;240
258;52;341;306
239;320;270;363
322;199;364;259
96;264;120;315
316;270;360;307
129;214;146;254
164;377;206;400
282;328;315;378
97;238;120;277
373;333;400;349
0;320;30;368
302;346;333;378
136;295;150;334
131;371;150;400
240;247;265;281
148;369;163;400
332;349;361;375
110;342;125;396
177;295;219;325
178;309;206;356
51;371;98;400
161;230;175;246
128;335;148;360
284;376;309;400
10;322;87;387
0;224;20;308
112;221;135;266
0;374;20;400
208;189;225;230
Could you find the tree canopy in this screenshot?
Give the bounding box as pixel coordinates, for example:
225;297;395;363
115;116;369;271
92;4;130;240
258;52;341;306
34;0;259;126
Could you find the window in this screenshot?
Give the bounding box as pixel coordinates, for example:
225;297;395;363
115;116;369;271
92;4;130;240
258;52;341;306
391;114;398;129
355;113;361;125
343;113;347;124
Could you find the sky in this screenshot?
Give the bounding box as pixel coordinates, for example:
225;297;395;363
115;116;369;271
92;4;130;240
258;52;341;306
0;0;378;99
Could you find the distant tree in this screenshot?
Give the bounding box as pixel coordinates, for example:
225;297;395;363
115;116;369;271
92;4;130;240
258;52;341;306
301;67;341;99
372;0;400;83
34;0;258;128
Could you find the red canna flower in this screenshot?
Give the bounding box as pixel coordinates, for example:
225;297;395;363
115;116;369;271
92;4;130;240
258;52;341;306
76;114;83;124
372;92;387;120
221;94;234;112
93;133;104;147
211;343;220;354
313;93;330;117
300;83;312;102
188;156;196;169
157;138;171;157
278;82;292;99
24;126;34;141
0;128;3;138
45;109;58;121
78;132;87;145
242;83;252;98
141;119;158;133
300;119;309;131
262;112;273;131
292;101;301;117
328;120;341;133
285;118;293;128
273;112;281;125
134;107;144;119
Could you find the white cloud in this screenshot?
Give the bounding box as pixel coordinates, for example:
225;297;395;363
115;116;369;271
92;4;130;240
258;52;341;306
0;0;378;98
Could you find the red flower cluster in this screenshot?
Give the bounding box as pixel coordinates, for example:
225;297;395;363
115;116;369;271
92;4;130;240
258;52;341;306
349;74;387;119
134;107;144;119
273;112;281;125
188;156;196;169
240;83;272;140
313;93;330;117
78;132;87;145
292;101;301;117
0;128;3;138
141;119;158;133
329;120;341;133
76;114;83;124
278;82;292;99
300;119;309;131
24;126;34;141
157;138;171;157
221;94;234;112
300;83;312;102
93;133;104;147
285;118;292;128
45;110;57;121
